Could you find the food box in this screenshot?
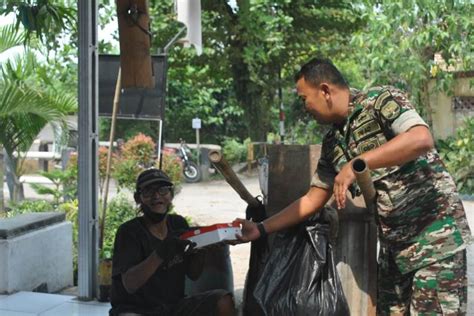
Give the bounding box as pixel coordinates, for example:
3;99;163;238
180;222;241;248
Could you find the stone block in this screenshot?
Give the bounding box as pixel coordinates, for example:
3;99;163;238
0;212;73;294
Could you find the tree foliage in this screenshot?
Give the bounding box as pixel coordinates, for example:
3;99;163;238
0;0;76;50
351;0;473;124
437;117;474;195
0;24;76;202
110;0;364;143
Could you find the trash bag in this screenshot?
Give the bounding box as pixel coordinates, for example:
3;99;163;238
243;198;269;316
254;218;350;316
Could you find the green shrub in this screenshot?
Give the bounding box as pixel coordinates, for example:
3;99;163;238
121;133;156;166
113;134;183;192
30;168;77;206
58;200;79;283
7;199;52;217
155;151;183;186
101;193;136;259
286;120;325;145
222;137;250;165
437;117;474;195
112;159;142;192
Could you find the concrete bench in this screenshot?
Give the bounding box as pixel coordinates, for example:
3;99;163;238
0;212;73;294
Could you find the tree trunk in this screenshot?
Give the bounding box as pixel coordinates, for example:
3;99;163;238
4;153;24;203
203;0;274;141
229;32;269;140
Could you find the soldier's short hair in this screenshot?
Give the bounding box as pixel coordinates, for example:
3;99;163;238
294;57;348;88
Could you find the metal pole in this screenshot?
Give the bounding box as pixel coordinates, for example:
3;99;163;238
78;0;99;300
157;119;163;169
196;128;200;165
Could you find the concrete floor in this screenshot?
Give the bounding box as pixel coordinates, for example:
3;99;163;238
0;292;110;315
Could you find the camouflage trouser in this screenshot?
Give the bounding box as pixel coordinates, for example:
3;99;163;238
378;249;467;315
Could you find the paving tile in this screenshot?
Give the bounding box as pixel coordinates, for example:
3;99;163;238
0;292;73;314
40;301;111;316
0;310;36;316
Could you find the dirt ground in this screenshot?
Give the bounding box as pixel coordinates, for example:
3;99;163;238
173;174;260;307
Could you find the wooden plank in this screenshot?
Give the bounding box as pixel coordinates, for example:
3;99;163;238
116;0;154;88
267;144;320;217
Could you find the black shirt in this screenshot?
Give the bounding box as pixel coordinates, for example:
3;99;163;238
110;215;190;315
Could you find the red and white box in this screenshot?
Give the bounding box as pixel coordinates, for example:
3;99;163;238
180;222;241;248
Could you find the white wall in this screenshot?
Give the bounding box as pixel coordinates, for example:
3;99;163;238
0;222;73;294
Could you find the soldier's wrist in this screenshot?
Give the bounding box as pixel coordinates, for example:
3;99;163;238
257;222;267;238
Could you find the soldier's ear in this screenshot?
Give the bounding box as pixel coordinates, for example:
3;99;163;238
320;83;331;99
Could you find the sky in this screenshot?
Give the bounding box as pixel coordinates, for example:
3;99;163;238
0;11;118;63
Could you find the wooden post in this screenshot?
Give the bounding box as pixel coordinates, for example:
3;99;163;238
247;142;254;175
266;144;377;315
99;68;121;251
116;0;154;88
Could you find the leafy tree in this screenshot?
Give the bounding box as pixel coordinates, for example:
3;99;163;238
96;1;365;144
437;117;474;195
99;0;360;143
190;0;365;141
0;24;76;202
351;0;473;124
0;0;76;51
30;168;77;206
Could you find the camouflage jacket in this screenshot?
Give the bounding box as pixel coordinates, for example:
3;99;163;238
311;85;472;274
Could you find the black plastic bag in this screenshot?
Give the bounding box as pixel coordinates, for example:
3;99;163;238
254;220;350;316
243;199;269;316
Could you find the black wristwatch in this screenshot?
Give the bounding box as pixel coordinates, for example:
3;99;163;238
257;222;267;238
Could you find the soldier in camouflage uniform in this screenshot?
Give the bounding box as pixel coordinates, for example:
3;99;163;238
235;57;471;315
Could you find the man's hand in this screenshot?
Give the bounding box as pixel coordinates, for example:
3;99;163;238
155;237;196;263
233;218;261;243
333;161;356;210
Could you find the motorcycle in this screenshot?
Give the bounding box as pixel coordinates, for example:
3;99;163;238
175;139;202;183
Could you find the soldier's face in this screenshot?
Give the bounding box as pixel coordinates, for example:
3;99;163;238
296;78;332;123
296;78;346;124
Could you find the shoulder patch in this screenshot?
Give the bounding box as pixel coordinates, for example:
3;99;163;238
380;100;402;121
374;90;392;110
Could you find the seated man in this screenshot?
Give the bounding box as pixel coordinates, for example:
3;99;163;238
110;168;235;316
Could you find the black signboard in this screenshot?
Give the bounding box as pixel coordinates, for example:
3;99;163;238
99;54;166;120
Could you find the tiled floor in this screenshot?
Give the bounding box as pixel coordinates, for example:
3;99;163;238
0;292;110;316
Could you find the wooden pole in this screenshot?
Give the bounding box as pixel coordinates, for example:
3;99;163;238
99;68;121;251
116;0;153;88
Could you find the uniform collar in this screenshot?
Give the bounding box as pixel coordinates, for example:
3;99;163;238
333;87;361;131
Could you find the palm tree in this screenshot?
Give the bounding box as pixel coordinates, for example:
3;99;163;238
0;24;76;203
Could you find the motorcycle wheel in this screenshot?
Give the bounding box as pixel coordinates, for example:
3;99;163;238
183;161;202;183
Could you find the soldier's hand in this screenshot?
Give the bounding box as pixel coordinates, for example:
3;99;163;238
233;218;260;243
333;162;356;210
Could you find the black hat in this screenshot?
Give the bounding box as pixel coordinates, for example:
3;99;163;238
136;169;173;192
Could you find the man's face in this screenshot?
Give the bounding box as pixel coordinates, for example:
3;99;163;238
139;184;173;214
296;78;343;124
